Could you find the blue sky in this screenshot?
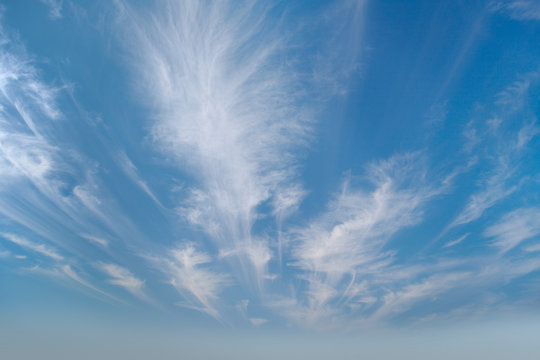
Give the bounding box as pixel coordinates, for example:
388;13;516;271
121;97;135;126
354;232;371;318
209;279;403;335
1;0;540;358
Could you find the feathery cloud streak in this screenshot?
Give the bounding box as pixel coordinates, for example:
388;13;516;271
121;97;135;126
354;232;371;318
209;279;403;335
153;244;228;320
492;0;540;21
97;262;150;302
1;233;63;261
484;207;540;253
272;153;447;327
117;0;346;295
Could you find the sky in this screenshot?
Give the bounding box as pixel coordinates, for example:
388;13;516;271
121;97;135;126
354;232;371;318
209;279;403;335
1;0;540;358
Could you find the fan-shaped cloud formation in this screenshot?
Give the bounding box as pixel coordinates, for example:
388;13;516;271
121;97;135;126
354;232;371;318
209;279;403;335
1;1;540;335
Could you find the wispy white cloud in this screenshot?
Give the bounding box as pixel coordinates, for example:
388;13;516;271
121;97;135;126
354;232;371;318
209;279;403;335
116;0;368;297
358;254;540;327
270;140;540;328
275;69;539;328
14;261;123;304
39;0;64;20
495;72;539;111
450;156;518;227
0;23;85;235
444;233;470;248
0;131;57;183
97;262;149;301
276;153;445;327
155;244;228;320
249;318;268;327
80;233;109;248
0;23;148;269
449;84;539;229
484;207;540;253
311;0;367;95
116;151;162;207
292;153;437;276
1;233;63;260
425;101;448;128
61;264;121;303
273;184;307;266
0;35;61;123
462;120;482;154
0;13;144;279
524;243;540;252
268;294;342;329
0;27;61;190
116;0;330;292
235;298;269;326
371;272;471;321
0;13;165;316
491;0;540;21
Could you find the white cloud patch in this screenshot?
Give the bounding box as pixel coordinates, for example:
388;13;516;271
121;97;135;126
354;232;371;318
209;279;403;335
116;151;162;207
277;153;446;327
39;0;64;20
292;153;437;276
0;10;168;316
453;110;538;231
484;207;540;253
444;233;470;248
97;262;149;301
0;24;89;241
450;156;518;227
156;244;228;320
61;265;121;302
0;26;61;190
0;132;57;183
80;233;109;248
371;272;471;321
491;0;540;21
249;318;267;327
311;0;367;95
1;233;63;260
495;74;538;111
524;243;540;252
